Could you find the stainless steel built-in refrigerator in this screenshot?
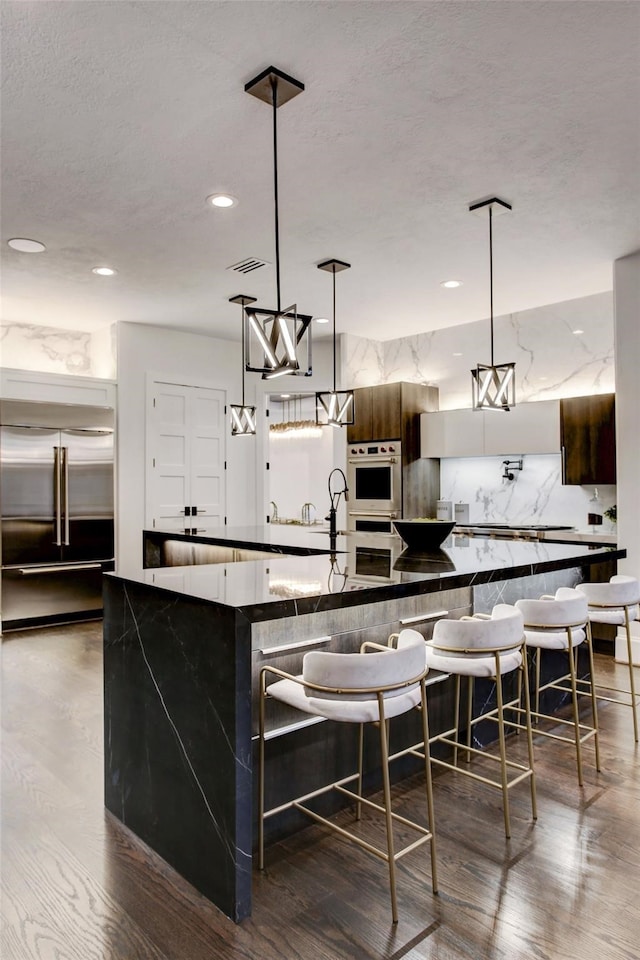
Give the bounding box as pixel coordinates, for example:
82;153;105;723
0;400;114;630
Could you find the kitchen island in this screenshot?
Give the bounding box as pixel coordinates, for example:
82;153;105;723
103;527;624;922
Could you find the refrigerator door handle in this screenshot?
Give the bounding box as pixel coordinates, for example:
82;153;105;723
14;562;104;575
54;446;62;546
62;445;70;545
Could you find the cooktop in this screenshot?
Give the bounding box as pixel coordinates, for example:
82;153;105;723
457;523;574;531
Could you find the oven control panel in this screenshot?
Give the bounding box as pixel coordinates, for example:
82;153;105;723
348;441;400;458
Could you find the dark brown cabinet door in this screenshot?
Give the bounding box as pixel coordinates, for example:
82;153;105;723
371;382;401;440
346;383;402;442
346;388;373;443
560;394;616;485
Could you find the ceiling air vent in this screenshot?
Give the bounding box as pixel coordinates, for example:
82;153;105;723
227;257;270;274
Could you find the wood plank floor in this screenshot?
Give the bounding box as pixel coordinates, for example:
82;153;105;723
2;621;639;960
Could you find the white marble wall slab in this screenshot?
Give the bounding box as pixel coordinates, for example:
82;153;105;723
0;321;116;378
343;292;614;410
440;453;616;533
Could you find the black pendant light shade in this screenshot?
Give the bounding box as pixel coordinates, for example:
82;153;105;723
469;197;516;411
315;259;354;427
229;295;258;436
244;66;312;379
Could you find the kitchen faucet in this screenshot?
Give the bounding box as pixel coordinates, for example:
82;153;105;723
326;468;349;541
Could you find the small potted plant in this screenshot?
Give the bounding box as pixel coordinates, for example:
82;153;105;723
604;504;617;525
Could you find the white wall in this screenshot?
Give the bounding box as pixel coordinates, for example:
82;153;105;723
268;395;336;524
343;291;614;409
115;322;257;577
440;454;616;532
614;251;640;579
253;337;348;528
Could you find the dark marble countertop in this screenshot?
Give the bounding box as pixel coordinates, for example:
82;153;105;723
112;527;627;622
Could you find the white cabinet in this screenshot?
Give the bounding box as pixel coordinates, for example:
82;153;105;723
483;400;560;455
420;409;485;458
421;400;560;458
1;367;116;407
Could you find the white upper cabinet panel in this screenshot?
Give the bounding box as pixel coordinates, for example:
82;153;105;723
421;400;559;458
421;409;485;458
483;400;560;455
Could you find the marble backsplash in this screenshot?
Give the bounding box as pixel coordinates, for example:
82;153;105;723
440;453;616;533
342;291;614;409
0;321;116;379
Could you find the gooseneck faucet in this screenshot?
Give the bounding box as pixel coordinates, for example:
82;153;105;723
326;468;349;542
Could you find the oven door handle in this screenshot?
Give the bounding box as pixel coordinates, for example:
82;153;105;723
348;510;399;518
348;456;398;465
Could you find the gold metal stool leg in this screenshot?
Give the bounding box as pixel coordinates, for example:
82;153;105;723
494;660;511;839
520;651;538;820
258;671;267;870
585;622;601;771
566;628;584;787
624;607;639;742
378;693;398;923
356;722;364;820
420;679;439;894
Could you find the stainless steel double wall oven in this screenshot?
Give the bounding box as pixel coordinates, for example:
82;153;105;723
346;440;402;534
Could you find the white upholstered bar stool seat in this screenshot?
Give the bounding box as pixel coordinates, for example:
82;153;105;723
420;605;536;839
576;575;640;742
514;588;599;786
259;630;438;924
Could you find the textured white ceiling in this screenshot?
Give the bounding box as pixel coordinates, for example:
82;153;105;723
1;1;639;342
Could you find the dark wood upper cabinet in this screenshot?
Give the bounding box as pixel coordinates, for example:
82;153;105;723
560;393;616;485
347;381;440;517
347;382;437;447
347;385;402;443
347;388;374;443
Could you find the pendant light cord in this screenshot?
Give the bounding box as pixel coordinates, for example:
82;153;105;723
240;301;246;406
332;265;337;391
271;76;281;314
489;205;494;367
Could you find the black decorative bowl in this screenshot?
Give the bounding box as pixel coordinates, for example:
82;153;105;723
393;519;455;549
393;547;456;574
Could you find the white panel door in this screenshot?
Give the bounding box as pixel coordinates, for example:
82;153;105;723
189;390;225;529
147;381;226;531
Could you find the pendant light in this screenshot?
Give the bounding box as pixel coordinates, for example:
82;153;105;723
229;294;258;436
243;66;312;380
469;197;516;411
315;259;354;427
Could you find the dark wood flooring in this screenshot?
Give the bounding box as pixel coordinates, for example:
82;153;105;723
2;621;639;960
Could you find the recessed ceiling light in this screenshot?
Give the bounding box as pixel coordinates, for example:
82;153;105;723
207;194;238;208
539;376;548;381
92;266;117;276
453;352;463;357
7;238;46;253
441;280;462;289
572;328;584;335
281;394;291;399
315;317;329;324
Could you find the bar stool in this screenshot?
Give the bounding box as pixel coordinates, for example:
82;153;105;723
514;588;600;786
576;575;640;742
258;629;438;923
418;604;536;839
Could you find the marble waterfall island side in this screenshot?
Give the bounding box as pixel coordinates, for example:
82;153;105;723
103;527;624;922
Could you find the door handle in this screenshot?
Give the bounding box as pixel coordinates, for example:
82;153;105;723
16;562;104;575
53;447;62;545
62;446;70;545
